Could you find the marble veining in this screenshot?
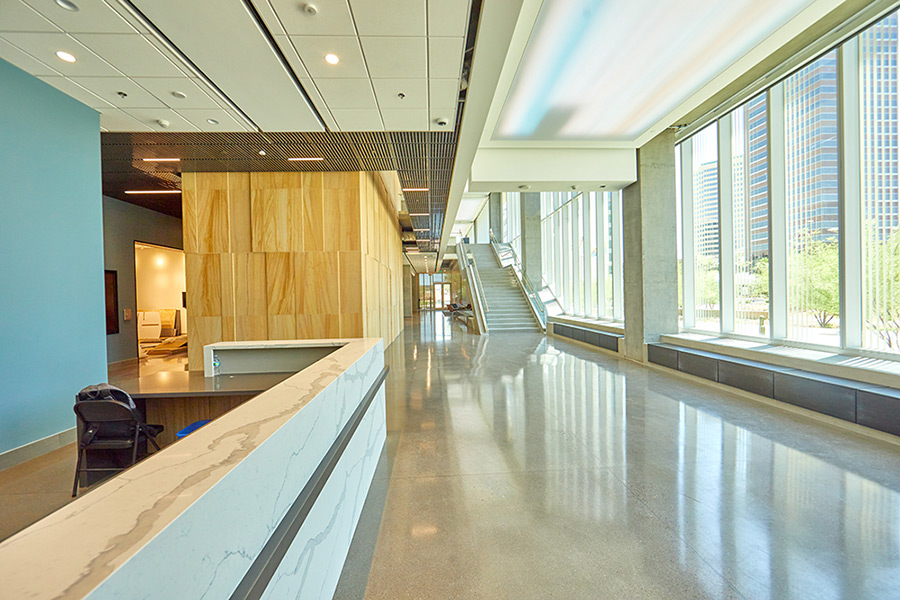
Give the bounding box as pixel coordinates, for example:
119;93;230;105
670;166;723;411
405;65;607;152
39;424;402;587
0;338;385;599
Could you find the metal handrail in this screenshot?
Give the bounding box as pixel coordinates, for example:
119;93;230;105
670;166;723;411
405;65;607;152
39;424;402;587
456;240;489;333
488;229;547;329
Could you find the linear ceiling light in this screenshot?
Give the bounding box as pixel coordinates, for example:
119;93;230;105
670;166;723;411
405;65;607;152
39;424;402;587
124;190;182;194
288;157;324;161
141;158;180;162
413;228;430;232
408;213;429;216
402;188;429;192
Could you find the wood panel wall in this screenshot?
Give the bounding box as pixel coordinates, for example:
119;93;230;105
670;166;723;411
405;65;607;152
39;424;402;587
182;171;403;370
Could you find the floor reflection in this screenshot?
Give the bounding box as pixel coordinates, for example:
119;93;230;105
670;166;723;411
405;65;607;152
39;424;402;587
336;313;900;600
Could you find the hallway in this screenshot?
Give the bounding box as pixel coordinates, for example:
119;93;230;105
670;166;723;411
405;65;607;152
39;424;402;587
336;313;900;599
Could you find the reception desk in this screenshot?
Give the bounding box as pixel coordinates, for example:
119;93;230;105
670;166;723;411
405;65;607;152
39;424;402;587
0;338;387;599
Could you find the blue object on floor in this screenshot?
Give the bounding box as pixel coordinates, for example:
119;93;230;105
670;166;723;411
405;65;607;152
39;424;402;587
176;419;211;439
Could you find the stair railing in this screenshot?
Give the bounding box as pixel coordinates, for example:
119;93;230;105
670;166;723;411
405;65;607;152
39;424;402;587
488;229;547;331
456;239;489;334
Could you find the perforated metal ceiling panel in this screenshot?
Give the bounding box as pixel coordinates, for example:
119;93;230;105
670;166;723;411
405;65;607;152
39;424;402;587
101;129;458;250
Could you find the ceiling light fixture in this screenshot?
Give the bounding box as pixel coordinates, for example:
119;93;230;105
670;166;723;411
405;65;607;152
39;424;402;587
408;213;429;216
324;53;340;65
413;228;429;232
171;91;187;99
55;50;76;63
124;190;181;195
288;157;324;162
207;118;219;125
402;188;429;192
258;150;266;156
141;158;180;162
55;0;79;11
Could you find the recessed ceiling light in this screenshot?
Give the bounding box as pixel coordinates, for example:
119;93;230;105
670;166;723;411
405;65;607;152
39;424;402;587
207;118;219;125
141;158;180;162
171;91;187;99
324;53;340;65
402;188;429;192
288;157;324;162
124;190;181;195
258;150;266;156
55;50;76;63
55;0;79;11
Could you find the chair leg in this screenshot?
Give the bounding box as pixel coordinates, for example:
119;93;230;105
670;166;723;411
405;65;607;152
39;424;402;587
131;430;140;466
148;433;161;452
72;446;84;498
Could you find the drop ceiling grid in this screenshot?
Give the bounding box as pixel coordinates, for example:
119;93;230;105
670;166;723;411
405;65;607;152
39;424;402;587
0;1;251;133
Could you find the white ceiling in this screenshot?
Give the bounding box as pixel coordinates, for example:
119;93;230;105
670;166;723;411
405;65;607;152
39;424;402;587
0;0;470;133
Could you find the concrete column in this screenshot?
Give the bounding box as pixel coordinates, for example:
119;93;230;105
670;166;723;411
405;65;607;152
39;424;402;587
520;192;542;284
402;265;414;318
488;192;502;241
623;130;678;361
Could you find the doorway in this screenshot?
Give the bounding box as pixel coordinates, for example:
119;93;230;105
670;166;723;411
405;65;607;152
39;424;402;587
433;283;451;309
133;242;187;363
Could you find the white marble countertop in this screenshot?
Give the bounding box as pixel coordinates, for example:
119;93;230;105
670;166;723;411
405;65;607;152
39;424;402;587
205;338;352;350
0;337;383;599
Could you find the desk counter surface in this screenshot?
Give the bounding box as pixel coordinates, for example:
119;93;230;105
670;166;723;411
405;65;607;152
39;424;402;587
110;370;294;399
0;337;385;599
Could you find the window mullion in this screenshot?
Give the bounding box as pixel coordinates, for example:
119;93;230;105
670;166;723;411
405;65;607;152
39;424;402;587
839;39;863;349
681;143;696;329
768;82;788;339
719;114;736;333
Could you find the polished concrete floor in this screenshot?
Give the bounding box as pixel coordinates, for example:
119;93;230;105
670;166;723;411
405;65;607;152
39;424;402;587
335;312;900;599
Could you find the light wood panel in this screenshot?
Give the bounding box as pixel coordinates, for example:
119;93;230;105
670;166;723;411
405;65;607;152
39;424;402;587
184;170;403;370
145;394;254;448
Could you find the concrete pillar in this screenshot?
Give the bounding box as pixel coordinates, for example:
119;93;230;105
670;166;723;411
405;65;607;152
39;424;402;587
623;130;678;361
488;192;502;241
402;265;414;318
520;192;542;285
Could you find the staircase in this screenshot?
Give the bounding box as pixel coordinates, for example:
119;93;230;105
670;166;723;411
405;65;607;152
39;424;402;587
467;244;541;332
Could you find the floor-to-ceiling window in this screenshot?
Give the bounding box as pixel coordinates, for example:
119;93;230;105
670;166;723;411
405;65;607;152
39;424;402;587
677;8;900;358
502;192;522;258
541;191;624;320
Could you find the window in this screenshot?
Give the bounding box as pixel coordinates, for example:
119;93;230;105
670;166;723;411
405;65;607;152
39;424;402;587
677;8;900;357
542;191;623;320
784;50;840;346
732;93;770;336
692;123;720;331
861;11;900;352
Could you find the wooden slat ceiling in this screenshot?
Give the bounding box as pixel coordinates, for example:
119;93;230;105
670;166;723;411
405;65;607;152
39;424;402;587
101;129;458;251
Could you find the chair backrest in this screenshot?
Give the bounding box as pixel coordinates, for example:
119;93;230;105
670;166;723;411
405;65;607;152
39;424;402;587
74;398;139;425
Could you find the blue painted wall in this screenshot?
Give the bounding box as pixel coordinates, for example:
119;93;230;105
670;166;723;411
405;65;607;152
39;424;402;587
0;59;107;455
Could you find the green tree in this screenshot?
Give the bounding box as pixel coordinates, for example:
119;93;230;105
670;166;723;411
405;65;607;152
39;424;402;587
790;236;839;328
864;227;900;348
751;256;769;300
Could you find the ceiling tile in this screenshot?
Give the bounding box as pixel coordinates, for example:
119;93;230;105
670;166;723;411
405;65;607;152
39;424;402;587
350;0;425;36
0;2;59;33
98;108;152;131
123;108;201;132
380;108;428;131
132;77;222;109
360;36;426;78
0;36;60;76
72;33;186;77
427;0;470;37
71;76;166;108
175;109;248;132
38;76;112;109
429;78;459;108
314;78;377;109
268;0;356;35
373;78;427;109
0;32;121;77
22;0;142;33
429;106;456;130
331;109;384;131
428;37;463;78
289;35;368;78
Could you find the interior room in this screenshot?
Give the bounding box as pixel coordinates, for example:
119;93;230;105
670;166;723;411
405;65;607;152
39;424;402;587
2;0;900;598
133;242;187;361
